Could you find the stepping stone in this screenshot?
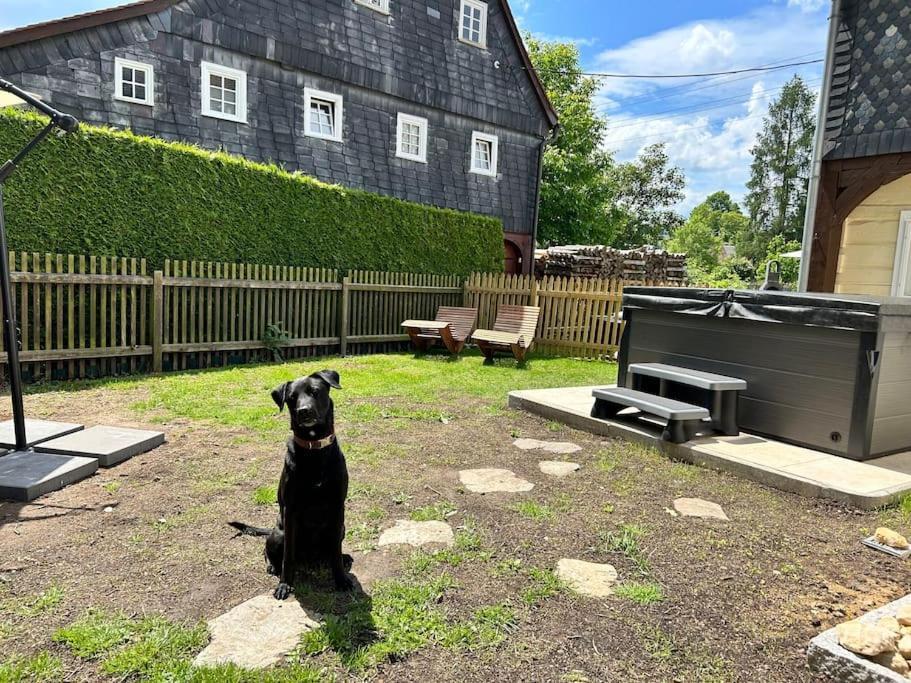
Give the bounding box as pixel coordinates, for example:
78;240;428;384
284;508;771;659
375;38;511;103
556;559;618;598
513;438;582;455
0;419;83;449
378;520;454;548
0;451;98;502
673;498;730;521
35;426;165;467
539;461;581;477
459;468;534;494
194;594;321;669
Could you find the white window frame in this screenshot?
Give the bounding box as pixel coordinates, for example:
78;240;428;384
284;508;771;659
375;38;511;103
304;88;344;143
354;0;390;14
459;0;488;49
114;57;154;106
396;113;428;163
201;61;247;124
892;210;911;297
470;131;498;177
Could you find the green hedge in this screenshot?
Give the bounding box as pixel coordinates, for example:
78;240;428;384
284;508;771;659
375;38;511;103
0;110;503;274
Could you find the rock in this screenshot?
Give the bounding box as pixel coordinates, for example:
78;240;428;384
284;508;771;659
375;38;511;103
672;498;730;521
194;594;321;669
879;616;902;634
459;468;534;494
901;626;911;636
898;605;911;627
555;559;618;598
377;520;454;548
836;621;900;657
898;635;911;659
875;528;910;550
513;438;582;455
538;461;581;477
872;651;911;676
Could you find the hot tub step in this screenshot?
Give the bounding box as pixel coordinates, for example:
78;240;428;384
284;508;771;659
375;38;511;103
591;387;709;444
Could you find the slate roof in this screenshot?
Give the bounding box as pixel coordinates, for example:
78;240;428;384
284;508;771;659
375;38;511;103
823;0;911;160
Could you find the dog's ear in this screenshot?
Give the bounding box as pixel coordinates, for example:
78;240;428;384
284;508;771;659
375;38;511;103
315;370;341;390
271;382;291;412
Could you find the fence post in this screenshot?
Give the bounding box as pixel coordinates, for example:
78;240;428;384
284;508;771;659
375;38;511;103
530;274;539;307
152;270;163;373
339;276;350;357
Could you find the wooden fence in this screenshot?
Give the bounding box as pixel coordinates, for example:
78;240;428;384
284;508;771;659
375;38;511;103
0;252;667;382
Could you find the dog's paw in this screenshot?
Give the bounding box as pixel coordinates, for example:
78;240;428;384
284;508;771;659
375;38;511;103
334;574;355;592
266;564;279;577
342;554;354;571
274;583;293;601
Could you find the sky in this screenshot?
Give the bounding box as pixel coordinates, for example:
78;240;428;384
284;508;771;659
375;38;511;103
0;0;831;214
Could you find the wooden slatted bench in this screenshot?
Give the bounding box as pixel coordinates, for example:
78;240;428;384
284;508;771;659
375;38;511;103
402;306;478;355
471;305;541;363
628;363;746;436
591;387;710;444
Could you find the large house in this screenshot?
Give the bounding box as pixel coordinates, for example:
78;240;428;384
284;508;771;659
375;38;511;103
801;0;911;297
0;0;558;274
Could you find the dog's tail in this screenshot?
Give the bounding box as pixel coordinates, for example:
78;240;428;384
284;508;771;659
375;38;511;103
228;521;272;537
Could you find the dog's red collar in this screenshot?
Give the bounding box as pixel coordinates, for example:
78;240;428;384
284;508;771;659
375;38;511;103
292;433;337;450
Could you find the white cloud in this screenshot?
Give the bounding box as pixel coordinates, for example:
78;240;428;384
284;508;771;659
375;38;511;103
787;0;828;12
590;4;827;212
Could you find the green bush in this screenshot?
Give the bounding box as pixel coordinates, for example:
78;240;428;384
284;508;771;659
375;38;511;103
0;110;503;275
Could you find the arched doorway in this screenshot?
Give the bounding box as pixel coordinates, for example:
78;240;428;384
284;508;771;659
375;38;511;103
504;240;522;274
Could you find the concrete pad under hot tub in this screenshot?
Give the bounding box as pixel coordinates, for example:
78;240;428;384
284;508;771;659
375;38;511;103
508;385;911;510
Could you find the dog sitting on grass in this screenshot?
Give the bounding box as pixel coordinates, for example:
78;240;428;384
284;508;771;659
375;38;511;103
230;370;354;600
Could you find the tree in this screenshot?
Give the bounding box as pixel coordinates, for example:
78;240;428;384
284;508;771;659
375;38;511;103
667;191;749;282
526;38;616;246
607;143;686;248
743;75;817;260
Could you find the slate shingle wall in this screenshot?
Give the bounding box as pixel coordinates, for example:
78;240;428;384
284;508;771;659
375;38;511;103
824;0;911;160
0;0;549;237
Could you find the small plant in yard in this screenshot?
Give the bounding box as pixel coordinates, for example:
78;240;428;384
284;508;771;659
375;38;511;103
602;523;651;575
441;603;518;650
252;484;278;506
102;481;122;495
409;502;457;522
347;522;380;552
0;652;62;683
547;421;563;432
491;558;524;578
511;500;555;522
614;581;665;605
262;323;291;362
364;505;387;521
12;585;64;617
521;568;564;606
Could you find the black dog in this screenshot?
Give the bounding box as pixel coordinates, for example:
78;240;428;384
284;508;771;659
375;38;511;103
230;370;354;600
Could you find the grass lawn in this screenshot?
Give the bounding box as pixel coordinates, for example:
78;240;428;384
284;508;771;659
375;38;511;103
1;351;910;682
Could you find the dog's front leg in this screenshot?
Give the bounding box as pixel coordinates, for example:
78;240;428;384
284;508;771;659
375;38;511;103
275;507;296;600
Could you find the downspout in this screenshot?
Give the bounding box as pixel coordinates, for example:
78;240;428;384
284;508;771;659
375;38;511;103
530;123;560;272
798;0;842;292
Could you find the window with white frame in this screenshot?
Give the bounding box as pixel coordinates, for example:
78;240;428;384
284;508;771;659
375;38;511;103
396;113;428;163
894;211;911;297
201;62;247;123
354;0;390;14
470;132;498;176
304;88;344;143
459;0;488;48
114;57;154;106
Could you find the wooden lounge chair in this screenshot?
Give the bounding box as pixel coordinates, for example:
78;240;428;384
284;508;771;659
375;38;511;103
401;306;478;355
471;305;541;363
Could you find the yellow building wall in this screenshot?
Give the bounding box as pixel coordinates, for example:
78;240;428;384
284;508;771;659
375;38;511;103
834;173;911;296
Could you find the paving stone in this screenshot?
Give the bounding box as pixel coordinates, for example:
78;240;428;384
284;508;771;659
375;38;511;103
513;438;582;455
0;451;98;502
35;425;164;467
673;498;730;521
556;559;618;598
193;594;321;669
459;468;534;494
538;461;581;477
0;419;83;449
377;520;454;548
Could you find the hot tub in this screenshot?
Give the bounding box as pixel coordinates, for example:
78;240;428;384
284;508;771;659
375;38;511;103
619;288;911;461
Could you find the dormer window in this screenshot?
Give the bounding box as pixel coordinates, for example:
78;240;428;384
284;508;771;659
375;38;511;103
459;0;488;48
355;0;390;13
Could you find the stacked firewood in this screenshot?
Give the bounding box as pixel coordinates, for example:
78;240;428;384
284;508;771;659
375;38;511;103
535;245;687;284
